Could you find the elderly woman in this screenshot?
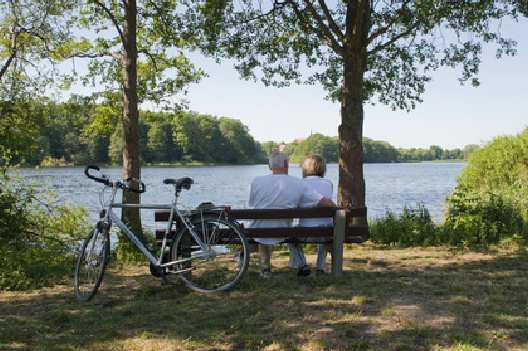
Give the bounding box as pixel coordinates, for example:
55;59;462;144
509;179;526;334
295;154;334;275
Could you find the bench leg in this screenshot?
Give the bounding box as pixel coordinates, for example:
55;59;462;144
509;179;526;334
331;209;346;278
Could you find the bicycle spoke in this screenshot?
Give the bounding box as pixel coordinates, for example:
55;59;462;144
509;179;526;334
74;226;110;302
171;214;249;293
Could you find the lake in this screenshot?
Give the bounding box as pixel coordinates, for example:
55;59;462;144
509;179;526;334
16;162;466;225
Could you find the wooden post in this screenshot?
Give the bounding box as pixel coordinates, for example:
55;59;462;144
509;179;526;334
331;209;346;278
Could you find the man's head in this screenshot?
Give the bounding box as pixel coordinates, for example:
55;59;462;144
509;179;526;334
269;151;288;174
300;154;326;178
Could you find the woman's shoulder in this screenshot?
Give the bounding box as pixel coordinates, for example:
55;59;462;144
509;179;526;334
304;176;332;184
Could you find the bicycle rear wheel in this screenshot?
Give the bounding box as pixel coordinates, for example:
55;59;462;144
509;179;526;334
74;224;110;302
171;214;250;293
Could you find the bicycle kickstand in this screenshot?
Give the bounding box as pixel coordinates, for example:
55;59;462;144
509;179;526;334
159;268;171;286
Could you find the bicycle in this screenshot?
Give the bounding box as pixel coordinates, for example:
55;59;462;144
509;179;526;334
74;165;250;302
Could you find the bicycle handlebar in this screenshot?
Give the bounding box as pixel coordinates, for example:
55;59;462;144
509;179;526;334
85;165;109;185
125;177;146;193
85;165;146;194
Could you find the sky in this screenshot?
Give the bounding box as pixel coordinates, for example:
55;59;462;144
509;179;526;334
182;19;528;150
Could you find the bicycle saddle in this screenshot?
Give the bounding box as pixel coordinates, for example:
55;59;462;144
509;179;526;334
163;177;194;190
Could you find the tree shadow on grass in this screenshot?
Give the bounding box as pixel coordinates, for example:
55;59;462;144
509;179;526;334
1;247;527;350
342;247;528;350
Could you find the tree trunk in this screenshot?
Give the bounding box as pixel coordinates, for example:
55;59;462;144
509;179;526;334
121;0;145;242
338;55;366;208
337;0;370;209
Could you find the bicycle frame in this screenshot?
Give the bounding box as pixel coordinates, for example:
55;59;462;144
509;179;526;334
101;183;228;271
76;165;249;301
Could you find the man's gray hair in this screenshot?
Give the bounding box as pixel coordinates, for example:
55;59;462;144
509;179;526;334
269;151;288;169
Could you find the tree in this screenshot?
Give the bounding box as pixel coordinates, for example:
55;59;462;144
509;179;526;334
187;0;525;208
429;145;443;160
363;137;398;163
260;141;280;156
464;144;480;159
64;0;205;240
219;117;260;163
0;0;75;166
289;134;339;163
145;118;178;163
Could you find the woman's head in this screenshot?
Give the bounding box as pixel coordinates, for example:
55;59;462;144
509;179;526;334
300;154;326;178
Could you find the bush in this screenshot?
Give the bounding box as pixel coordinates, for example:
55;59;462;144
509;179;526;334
369;203;440;246
443;127;528;245
0;172;90;291
443;190;526;245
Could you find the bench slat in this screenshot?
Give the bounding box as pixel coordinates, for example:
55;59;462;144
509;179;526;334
156;226;368;241
154;207;367;222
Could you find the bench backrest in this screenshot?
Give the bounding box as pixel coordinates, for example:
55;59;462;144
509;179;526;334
154;207;368;244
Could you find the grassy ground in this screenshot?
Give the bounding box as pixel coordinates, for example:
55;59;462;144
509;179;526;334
1;243;528;351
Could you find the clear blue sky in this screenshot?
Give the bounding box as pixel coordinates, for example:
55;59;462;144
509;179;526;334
184;19;528;150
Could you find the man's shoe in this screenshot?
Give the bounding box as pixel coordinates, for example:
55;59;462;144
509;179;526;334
260;268;271;278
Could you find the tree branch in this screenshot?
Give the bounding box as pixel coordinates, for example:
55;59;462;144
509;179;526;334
365;0;420;55
89;0;124;42
317;0;343;42
367;20;420;56
64;51;122;60
0;33;18;81
24;229;67;247
301;0;344;56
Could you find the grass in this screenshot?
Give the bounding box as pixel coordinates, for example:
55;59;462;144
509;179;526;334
1;243;528;351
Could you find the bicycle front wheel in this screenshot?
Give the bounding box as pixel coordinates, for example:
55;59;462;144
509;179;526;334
74;224;110;302
171;214;250;293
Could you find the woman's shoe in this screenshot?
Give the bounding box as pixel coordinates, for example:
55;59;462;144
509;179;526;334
297;265;311;277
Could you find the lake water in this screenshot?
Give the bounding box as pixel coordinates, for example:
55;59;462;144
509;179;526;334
16;162;466;225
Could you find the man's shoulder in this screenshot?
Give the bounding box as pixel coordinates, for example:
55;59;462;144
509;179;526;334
251;174;273;183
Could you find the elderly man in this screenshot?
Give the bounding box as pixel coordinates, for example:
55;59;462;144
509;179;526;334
248;151;335;277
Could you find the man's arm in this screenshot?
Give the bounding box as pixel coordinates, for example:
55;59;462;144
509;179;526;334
318;197;336;208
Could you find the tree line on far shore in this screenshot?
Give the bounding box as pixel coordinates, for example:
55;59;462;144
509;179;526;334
12;100;477;167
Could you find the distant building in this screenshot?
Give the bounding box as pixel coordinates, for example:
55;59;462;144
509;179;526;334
294;137;308;144
278;136;309;152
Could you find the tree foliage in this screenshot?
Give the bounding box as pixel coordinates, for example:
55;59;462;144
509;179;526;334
287;134;339;163
0;0;77;166
64;0;206;134
183;0;525;209
10;98;480;167
11;100;265;166
0;0;74;86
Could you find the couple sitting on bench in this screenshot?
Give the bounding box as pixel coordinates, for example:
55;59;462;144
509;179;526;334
248;151;335;278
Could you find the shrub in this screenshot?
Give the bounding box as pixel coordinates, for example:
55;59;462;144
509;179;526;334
0;172;90;290
369;203;439;246
443;127;528;244
443;190;526;245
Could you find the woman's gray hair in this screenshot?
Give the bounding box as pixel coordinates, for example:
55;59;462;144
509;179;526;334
300;154;327;177
269;151;288;169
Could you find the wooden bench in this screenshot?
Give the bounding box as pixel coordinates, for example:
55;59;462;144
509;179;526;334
154;207;368;277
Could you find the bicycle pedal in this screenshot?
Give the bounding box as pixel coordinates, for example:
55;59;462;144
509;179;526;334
149;262;165;277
